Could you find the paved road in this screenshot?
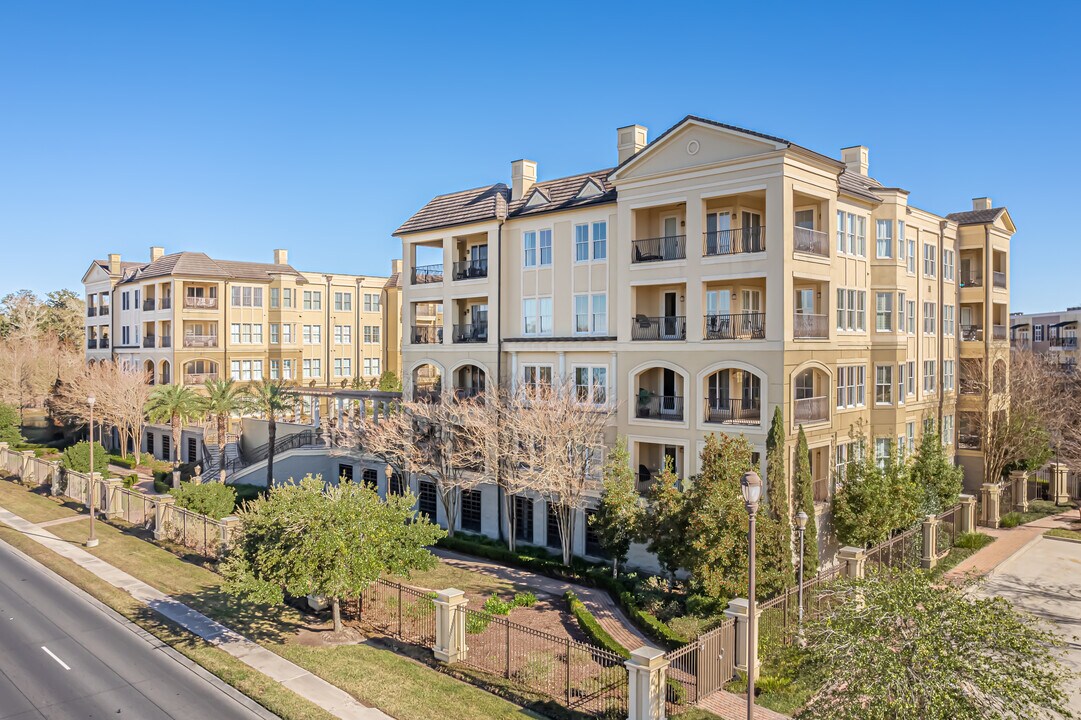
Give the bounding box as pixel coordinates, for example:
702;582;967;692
979;536;1081;711
0;539;276;720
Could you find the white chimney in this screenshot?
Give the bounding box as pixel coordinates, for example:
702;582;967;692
149;246;164;262
972;197;993;211
617;124;648;164
273;248;288;265
108;253;121;275
841;145;869;176
511;159;537;201
391;258;403;275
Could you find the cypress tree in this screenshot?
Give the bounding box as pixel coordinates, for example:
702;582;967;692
763;406;794;587
793;425;818;575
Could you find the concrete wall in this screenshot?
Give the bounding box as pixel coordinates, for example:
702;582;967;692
239;417;314;456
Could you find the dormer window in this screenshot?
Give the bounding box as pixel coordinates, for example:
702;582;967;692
575;178;605;200
524;188;550;208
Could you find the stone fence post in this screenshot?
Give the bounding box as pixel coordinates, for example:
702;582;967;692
1050;463;1070;505
1009;470;1029;512
433;588;468;664
921;514;940;569
980;483;1001;529
626;646;668;720
104;479;123;518
723;598;761;681
959;494;976;534
837;546;867;579
219;516;240;552
153;495;176;541
20;451;36;483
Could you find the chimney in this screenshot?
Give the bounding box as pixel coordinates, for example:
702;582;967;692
617;124;648;164
841;145;869;176
972;197;993;211
149;246;164;262
273;249;288;265
511;159;537;201
391;258;403;275
108;253;121;275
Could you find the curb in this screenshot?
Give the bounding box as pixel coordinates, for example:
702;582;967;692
1043;533;1081;545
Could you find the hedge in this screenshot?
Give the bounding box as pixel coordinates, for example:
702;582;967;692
109;455;138;470
618;591;688;649
564;590;629;659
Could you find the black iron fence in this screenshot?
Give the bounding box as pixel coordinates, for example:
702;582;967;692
703;227;764;256
631;315;686;341
703;312;765;340
632;235;686;263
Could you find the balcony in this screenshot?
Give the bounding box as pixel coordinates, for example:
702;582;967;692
100;337;110;349
1051;337;1079;349
100;306;110;316
184;296;218;310
961;325;984;342
412;264;444;284
161;336;172;348
793;313;828;339
631;315;686;341
87;338;98;349
412;325;443;344
703;398;761;425
958;433;981;450
183;335;219;348
993;272;1007;289
87;306;98;317
960;271;983;288
992;325;1007;341
453;259;488;281
631;236;686;263
794;396;829;424
704;312;765;340
142;335;156;348
635;395;684;422
703;227;764;257
793;227;829;257
142;299;156;311
453;323;488;343
184;373;219;385
160;297;172;310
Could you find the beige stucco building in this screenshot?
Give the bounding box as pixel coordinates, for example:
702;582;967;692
82;247;400;391
1009;307;1079;371
396;115;1014;521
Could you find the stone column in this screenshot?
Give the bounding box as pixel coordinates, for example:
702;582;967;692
980;483;1001;529
433;588;468;664
1050;463;1070;505
1009;470;1029;512
723;598;761;681
959;494;977;534
20;450;35;483
219;515;240;552
172;469;181;489
153;496;176;541
921;514;939;569
104;478;123;518
625;646;669;720
837;546;867;579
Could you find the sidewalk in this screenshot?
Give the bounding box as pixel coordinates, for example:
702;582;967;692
0;504;389;720
944;510;1078;580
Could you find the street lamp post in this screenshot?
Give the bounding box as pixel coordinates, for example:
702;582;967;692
740;470;763;719
795;510;808;631
86;395;99;548
385;463;394;494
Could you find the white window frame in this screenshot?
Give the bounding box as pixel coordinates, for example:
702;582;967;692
876;220;893;258
875;292;893;332
875;365;893;405
573;365;608;405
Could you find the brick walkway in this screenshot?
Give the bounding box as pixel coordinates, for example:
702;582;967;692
431;548;649;651
944;509;1079;581
698;690;790;719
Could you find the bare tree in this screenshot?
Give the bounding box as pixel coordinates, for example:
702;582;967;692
52;360;153;463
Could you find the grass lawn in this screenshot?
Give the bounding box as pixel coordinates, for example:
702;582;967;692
1045;527;1081;542
393;558;537;598
933;532;995;578
1000;499;1077;528
0;478;81;523
1;482;548;718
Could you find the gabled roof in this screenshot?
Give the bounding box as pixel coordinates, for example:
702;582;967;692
508;168;615;219
838;171;884;202
384;269;402;289
115;252;302;284
945;208;1008;225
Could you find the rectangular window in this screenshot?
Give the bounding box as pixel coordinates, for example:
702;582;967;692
1035;324;1044;341
334;292;352;311
924;360;936;393
897;292;906;333
592;294;607;334
460;490;482;532
943;305;955;336
303;325;321;344
574;294;589;333
334;325;351;344
574;366;608;405
592;222;607;260
942;415;954;446
943;249;955;281
270;323;280;344
334;358;351;377
907;422;916;456
270;288;280;308
418;481;437;520
907;300;916;334
836;288;846;330
283;288;293;308
523;231;537;267
876;220;893;258
838;289;866;332
363;358;381;376
303;358;322;378
514;496;535;543
836;211;846;253
539;229;552;266
270;359;280;379
575;224;589;262
837;365;866;408
122;292;130;310
282;324;293;343
875;438;891;469
923;302;937;335
898;363;906;405
574;294;606;334
875;365;893;405
907;360;916;396
907;239;916;273
943;360;955;391
303;290;322;311
923;243;937;277
522;365;553;393
538;297;552;334
856;216;867;256
875;292;893;332
523;298;537;335
282;359;293;379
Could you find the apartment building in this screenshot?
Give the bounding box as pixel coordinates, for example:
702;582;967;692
82;247;399;390
395;116;1014;555
1010;307;1080;371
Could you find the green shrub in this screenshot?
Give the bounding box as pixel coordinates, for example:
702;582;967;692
512;591;537;608
618;591;688;648
109;455;137;470
685;593;721;617
482;595;512;616
1000;512;1023;528
231;483;264;509
152;461;198;490
170;481;237;519
665;677;688;705
954;532;994;550
565;590;630;658
0;402;22;444
122;474;139;489
465;612;491;635
59;441;109;476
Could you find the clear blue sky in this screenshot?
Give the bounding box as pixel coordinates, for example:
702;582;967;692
0;1;1077;313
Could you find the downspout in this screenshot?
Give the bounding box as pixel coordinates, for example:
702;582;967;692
325;275;333;388
494;209;507;543
223;281;229;385
938;221;947;429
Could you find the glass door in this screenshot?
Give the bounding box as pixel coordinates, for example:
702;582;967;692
742;210;763;251
706;212;731;255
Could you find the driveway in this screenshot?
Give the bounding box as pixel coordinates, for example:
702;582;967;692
978;536;1081;712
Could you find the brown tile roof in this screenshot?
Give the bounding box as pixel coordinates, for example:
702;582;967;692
384;270;402;288
945;208;1007;225
509;169;616;218
116;252;302;284
93;259;145;273
838;171;884;202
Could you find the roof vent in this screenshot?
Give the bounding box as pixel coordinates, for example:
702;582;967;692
511;159;537;201
841;145;869;176
972;197;992;211
617;124;648;164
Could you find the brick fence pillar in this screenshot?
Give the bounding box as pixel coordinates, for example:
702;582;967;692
1009;470;1029;513
723;598;761;681
153;495;176;541
959;494;977;534
837;546;867;579
980;483;1001;529
1050;462;1070;506
433;588;468;664
626;646;668;720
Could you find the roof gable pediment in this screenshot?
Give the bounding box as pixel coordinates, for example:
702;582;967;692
82;262;113;285
611;118;790;182
575;178;605;199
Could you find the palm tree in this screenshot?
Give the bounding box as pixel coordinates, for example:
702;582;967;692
145;384;204;469
200;378;249;479
246;379;297;491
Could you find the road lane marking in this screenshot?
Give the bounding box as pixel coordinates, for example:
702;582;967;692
41;646;70;670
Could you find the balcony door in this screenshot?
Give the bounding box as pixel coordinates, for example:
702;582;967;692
662;291;680;339
706;212;731;254
741;289;763;337
470;244;488;274
706;290;730;337
661;368;678;417
795;288;816;315
471;303;488;341
742;210;763;250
